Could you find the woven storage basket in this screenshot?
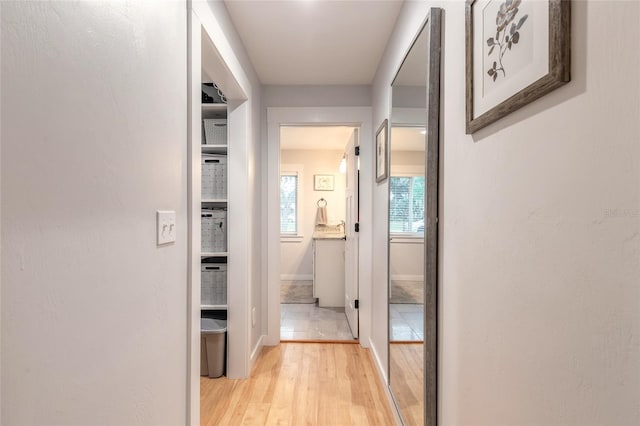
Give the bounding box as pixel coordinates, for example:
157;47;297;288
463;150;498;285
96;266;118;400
203;119;227;145
202;155;227;199
201;264;227;305
201;209;227;252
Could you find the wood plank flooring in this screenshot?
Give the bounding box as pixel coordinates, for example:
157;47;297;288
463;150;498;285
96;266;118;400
201;343;395;426
389;343;423;426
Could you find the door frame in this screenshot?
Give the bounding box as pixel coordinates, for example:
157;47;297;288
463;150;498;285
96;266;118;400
187;4;252;425
265;107;373;346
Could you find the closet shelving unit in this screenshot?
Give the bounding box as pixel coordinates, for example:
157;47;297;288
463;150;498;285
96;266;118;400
201;97;228;312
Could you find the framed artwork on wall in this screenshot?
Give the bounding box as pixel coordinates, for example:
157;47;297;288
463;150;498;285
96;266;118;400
375;119;389;183
465;0;571;134
314;174;335;191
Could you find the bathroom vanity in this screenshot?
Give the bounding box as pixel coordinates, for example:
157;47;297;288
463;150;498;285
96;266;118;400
312;232;345;308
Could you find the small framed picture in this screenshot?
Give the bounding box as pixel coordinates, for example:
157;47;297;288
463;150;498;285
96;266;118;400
375;119;389;183
314;174;334;191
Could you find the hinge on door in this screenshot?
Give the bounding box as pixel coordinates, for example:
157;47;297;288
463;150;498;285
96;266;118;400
354;146;360;156
354;223;359;232
354;299;359;309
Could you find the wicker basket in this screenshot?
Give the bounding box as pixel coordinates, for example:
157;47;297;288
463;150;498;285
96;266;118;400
203;119;227;145
202;155;227;199
202;209;227;252
201;264;227;305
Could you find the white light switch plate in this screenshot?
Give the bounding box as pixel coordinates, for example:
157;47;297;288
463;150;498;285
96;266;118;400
157;210;176;245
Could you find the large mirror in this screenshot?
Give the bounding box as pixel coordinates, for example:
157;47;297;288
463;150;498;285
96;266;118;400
388;9;441;426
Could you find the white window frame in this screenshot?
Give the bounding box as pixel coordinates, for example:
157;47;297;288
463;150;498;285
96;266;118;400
280;164;304;242
389;165;425;239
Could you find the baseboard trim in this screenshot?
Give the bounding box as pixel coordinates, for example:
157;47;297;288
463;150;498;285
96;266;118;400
249;335;264;372
280;274;313;281
368;337;402;425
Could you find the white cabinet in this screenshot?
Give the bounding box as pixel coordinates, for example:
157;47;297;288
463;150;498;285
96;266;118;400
313;239;345;307
201;101;228;311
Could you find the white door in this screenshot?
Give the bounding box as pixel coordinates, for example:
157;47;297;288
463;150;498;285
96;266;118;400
344;129;359;338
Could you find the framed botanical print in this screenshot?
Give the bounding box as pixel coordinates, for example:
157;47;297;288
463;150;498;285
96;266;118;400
465;0;571;133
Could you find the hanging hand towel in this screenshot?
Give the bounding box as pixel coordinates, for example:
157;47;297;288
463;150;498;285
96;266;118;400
316;206;328;226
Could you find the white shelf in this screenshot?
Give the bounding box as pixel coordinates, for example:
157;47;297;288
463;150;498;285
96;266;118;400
201;304;228;310
201;103;227;112
201;252;228;257
202;198;227;205
201;144;228;154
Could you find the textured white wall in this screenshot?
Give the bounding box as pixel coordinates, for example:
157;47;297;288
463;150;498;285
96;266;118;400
1;1;188;424
373;0;640;424
280;149;346;278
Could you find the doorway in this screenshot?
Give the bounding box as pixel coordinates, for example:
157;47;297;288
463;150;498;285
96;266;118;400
265;107;373;347
188;6;256;425
278;126;359;341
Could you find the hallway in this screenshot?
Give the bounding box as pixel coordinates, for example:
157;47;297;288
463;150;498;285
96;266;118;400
200;343;394;425
2;1;639;425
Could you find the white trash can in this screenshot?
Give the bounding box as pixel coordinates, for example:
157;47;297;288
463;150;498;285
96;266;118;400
200;318;227;378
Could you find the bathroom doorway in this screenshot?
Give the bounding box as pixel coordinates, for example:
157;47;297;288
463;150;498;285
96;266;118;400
279;126;359;341
265;106;373;347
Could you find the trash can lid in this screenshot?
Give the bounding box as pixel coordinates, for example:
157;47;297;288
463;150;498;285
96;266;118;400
201;318;226;334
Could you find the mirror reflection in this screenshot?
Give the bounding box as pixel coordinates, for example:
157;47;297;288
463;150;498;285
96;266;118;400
389;24;428;426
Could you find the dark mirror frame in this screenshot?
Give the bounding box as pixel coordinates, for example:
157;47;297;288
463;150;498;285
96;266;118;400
424;8;442;426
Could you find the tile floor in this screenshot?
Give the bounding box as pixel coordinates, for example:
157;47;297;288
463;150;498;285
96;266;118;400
390;303;424;341
280;303;356;341
279;303;425;341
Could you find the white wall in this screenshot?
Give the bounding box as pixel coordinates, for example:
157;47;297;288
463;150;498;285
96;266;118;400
280;149;346;279
1;2;188;424
262;85;371;108
373;0;640;424
389;239;424;281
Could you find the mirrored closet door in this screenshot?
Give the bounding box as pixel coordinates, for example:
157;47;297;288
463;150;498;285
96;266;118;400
388;8;441;426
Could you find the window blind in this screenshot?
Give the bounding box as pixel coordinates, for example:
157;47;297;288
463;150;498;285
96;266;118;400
390;176;425;234
280;173;298;234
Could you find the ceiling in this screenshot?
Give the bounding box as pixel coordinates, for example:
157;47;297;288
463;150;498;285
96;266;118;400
280;125;423;151
280;126;356;150
224;0;404;85
391;126;426;151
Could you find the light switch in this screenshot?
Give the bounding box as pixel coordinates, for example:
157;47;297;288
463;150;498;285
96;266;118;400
157;210;177;245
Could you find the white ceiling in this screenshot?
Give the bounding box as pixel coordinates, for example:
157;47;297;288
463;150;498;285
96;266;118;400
280;125;422;151
280;126;356;150
224;0;404;85
391;126;426;151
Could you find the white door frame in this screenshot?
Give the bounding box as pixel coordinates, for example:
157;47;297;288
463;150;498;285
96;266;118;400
265;107;373;347
187;4;253;425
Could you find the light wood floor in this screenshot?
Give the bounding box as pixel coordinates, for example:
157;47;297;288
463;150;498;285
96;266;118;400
389;343;424;426
201;343;395;425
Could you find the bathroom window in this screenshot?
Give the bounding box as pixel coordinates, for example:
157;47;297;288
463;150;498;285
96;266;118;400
390;175;425;235
280;173;298;234
280;164;304;240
